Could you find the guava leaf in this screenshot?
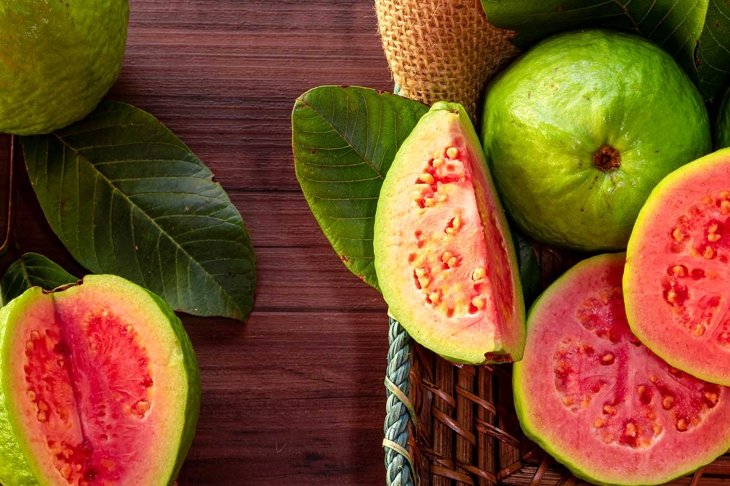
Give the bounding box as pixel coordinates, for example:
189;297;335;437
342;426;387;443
481;0;730;100
511;230;542;308
696;1;730;100
292;86;428;290
1;253;78;305
20;101;256;322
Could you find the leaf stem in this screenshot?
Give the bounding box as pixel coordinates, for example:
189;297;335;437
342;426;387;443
0;134;15;256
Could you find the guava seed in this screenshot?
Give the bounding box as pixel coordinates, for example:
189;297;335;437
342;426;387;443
600;352;615;365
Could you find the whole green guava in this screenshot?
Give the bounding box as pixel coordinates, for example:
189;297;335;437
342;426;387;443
481;29;711;251
0;1;129;135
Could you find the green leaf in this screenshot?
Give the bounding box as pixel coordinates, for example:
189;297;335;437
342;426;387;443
697;1;730;99
292;86;428;290
482;0;730;100
1;253;78;305
21;101;256;321
511;230;542;308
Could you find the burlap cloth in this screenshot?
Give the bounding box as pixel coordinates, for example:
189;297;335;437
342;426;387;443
375;0;519;120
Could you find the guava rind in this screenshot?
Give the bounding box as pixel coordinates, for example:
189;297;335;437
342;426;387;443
481;29;710;251
0;289;39;485
624;147;730;386
132;278;201;485
0;275;200;485
515;253;730;485
374;101;525;364
0;1;129;135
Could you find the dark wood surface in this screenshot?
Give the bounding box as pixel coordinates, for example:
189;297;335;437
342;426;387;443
7;1;394;484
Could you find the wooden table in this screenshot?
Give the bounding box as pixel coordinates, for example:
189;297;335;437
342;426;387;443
7;1;394;484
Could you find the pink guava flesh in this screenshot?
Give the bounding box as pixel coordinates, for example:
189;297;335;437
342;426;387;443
22;304;152;483
408;142;514;344
4;281;191;486
514;253;730;485
624;150;730;385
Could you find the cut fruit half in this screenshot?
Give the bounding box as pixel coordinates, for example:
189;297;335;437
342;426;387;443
0;275;200;486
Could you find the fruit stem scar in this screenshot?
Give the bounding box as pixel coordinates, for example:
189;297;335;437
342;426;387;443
593;144;621;172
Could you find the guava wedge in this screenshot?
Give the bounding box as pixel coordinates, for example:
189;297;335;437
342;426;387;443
481;29;711;251
514;253;730;485
624;148;730;386
374;101;525;364
0;275;200;486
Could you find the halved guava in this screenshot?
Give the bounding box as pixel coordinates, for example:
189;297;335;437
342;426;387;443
0;274;200;486
624;148;730;386
514;253;730;485
373;101;525;364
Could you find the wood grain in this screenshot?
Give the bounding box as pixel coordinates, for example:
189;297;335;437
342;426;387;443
6;1;394;484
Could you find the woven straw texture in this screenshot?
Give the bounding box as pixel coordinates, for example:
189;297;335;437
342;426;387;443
375;0;518;120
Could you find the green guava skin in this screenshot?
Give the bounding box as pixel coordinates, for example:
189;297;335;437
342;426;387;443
0;1;129;135
481;29;711;251
0;276;200;486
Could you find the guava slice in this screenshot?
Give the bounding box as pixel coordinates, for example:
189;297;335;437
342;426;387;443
481;29;711;251
374;101;525;364
0;275;200;486
514;253;730;485
624;148;730;386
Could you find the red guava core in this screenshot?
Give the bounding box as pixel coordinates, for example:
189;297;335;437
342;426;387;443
408;142;513;338
22;306;152;484
516;254;730;484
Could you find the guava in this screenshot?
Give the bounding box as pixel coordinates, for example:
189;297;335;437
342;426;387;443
514;253;730;485
0;1;129;135
624;148;730;386
0;274;200;485
481;29;711;251
373;101;525;365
